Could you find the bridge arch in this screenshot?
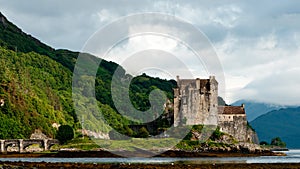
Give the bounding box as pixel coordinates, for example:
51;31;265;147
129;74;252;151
0;139;60;153
22;139;44;151
3;139;21;152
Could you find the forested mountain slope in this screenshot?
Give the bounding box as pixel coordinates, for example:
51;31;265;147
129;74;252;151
0;12;177;138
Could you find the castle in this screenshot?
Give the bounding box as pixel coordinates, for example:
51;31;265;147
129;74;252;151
174;76;258;143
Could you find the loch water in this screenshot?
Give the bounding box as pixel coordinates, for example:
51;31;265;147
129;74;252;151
0;150;299;164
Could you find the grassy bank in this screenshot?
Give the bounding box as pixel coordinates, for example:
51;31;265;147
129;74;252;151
57;137;181;151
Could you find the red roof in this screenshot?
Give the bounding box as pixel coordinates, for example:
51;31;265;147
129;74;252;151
218;106;245;115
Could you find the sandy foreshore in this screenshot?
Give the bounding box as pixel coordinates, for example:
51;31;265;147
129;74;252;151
0;162;300;169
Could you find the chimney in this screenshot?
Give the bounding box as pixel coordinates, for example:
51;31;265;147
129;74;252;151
241;103;245;108
176;75;180;82
209;76;215;80
196;78;200;89
176;75;180;87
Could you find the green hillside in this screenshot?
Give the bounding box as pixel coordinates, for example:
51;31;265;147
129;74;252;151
0;12;76;71
0;12;176;139
0;47;74;138
251;107;300;148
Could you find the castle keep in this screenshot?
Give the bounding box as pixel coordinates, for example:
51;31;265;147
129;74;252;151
174;76;258;143
173;76;218;126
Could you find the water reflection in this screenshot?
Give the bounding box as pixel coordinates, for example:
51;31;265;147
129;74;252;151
0;150;299;164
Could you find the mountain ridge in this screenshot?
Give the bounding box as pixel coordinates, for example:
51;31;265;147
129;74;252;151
231;99;291;122
250;106;300;148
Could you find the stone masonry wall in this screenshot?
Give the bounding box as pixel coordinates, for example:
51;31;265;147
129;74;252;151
173;76;218;127
173;76;258;143
207;76;218;125
219;115;258;143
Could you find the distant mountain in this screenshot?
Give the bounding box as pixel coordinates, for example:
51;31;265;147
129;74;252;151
250;107;300;148
231;100;288;122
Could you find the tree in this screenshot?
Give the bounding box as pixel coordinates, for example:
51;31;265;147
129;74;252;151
137;127;149;138
56;125;74;144
271;137;286;147
210;126;224;141
124;126;134;137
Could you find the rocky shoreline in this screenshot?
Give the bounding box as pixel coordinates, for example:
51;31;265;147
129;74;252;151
0;147;285;158
0;146;288;169
193;142;286;156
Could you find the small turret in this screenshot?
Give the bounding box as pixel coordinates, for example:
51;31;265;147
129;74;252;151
241;103;245;109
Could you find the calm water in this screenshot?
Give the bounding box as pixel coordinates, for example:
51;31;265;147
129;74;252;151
0;150;300;164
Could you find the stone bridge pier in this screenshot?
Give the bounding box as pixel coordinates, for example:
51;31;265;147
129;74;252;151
0;139;59;153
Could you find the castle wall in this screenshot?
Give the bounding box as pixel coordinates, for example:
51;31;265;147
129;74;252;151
218;115;258;143
218;114;246;122
173;88;180;127
173;76;258;144
207;76;218;125
219;115;247;141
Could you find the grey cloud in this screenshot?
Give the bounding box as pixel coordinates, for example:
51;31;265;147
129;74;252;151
0;0;154;50
240;69;300;105
0;0;300;104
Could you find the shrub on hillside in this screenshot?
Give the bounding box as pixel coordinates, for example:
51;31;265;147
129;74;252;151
56;125;74;144
137;127;149;138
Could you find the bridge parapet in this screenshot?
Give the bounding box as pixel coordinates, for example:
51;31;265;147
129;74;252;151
0;139;60;153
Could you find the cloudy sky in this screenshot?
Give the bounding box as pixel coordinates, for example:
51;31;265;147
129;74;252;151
1;0;300;105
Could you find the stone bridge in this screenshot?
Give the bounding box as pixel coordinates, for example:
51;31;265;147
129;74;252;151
0;139;60;153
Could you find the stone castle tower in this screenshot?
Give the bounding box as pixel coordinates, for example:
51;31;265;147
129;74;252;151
173;76;259;143
173;76;218;127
